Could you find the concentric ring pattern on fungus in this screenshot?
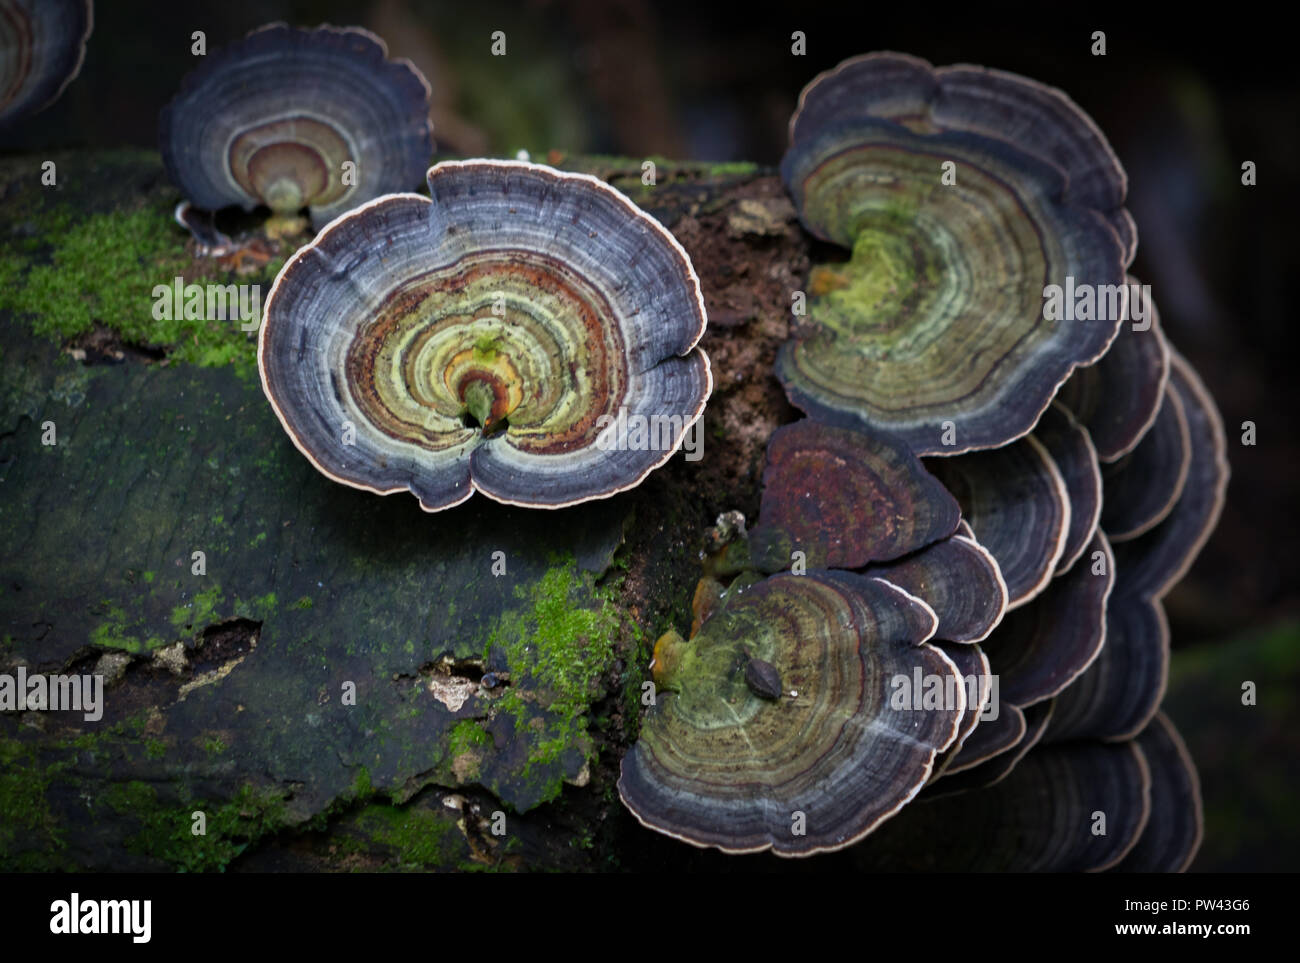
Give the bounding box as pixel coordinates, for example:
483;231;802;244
778;53;1130;456
259;159;712;512
618;571;962;856
159;22;433;227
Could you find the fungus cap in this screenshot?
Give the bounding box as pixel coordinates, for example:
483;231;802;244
159;23;433;227
748;418;960;572
982;531;1114;708
1114;713;1204;873
935;701;1026;776
788;51;1136;264
854;741;1151;872
1055;278;1170;461
925;436;1071;608
1044;592;1169;744
259;159;711;511
1031;402;1102;574
778;55;1128;455
926;642;993;781
929;700;1055;796
1112;350;1229;599
618;571;962;856
0;0;92;129
1101;382;1191;541
869;529;1007;643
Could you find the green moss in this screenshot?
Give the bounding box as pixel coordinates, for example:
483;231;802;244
351;801;465;870
583;155;760;196
108;780;291;872
352;766;374;800
482;556;625;802
247;591;278;620
94;579;274;654
0;195;279;379
0;736;68;870
490;559;620;718
170;583;223;632
706;161;760;176
90;603;163;654
449;719;492;757
291;595;314;610
527;733;569;766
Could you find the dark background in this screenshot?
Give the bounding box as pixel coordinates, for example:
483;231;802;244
6;0;1297;870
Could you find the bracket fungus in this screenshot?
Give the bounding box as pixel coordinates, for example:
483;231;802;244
788;52;1137;266
259;159;711;511
982;531;1114;708
611;51;1224;871
942;701;1027;776
0;0;92;131
1045;590;1171;744
1112;351;1229;600
924;641;993;781
1114;713;1204;873
925;437;1071;608
855;741;1151;872
159;23;433;228
619;571;962;856
1049;351;1228;745
929;699;1056;797
747;418;961;572
870;526;1007;644
1056;277;1170;462
777;52;1128;455
1031;403;1103;574
1100;382;1191;540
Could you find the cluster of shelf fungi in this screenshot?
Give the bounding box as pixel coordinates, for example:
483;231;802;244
3;2;1224;869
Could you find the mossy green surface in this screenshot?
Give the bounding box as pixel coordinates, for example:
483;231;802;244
488;561;620;721
105;780;291;873
570;154;758;181
449;719;493;756
474;559;626;805
0;736;68;870
706;161;761;177
348;802;471;871
89;603;165;654
0;153;285;380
